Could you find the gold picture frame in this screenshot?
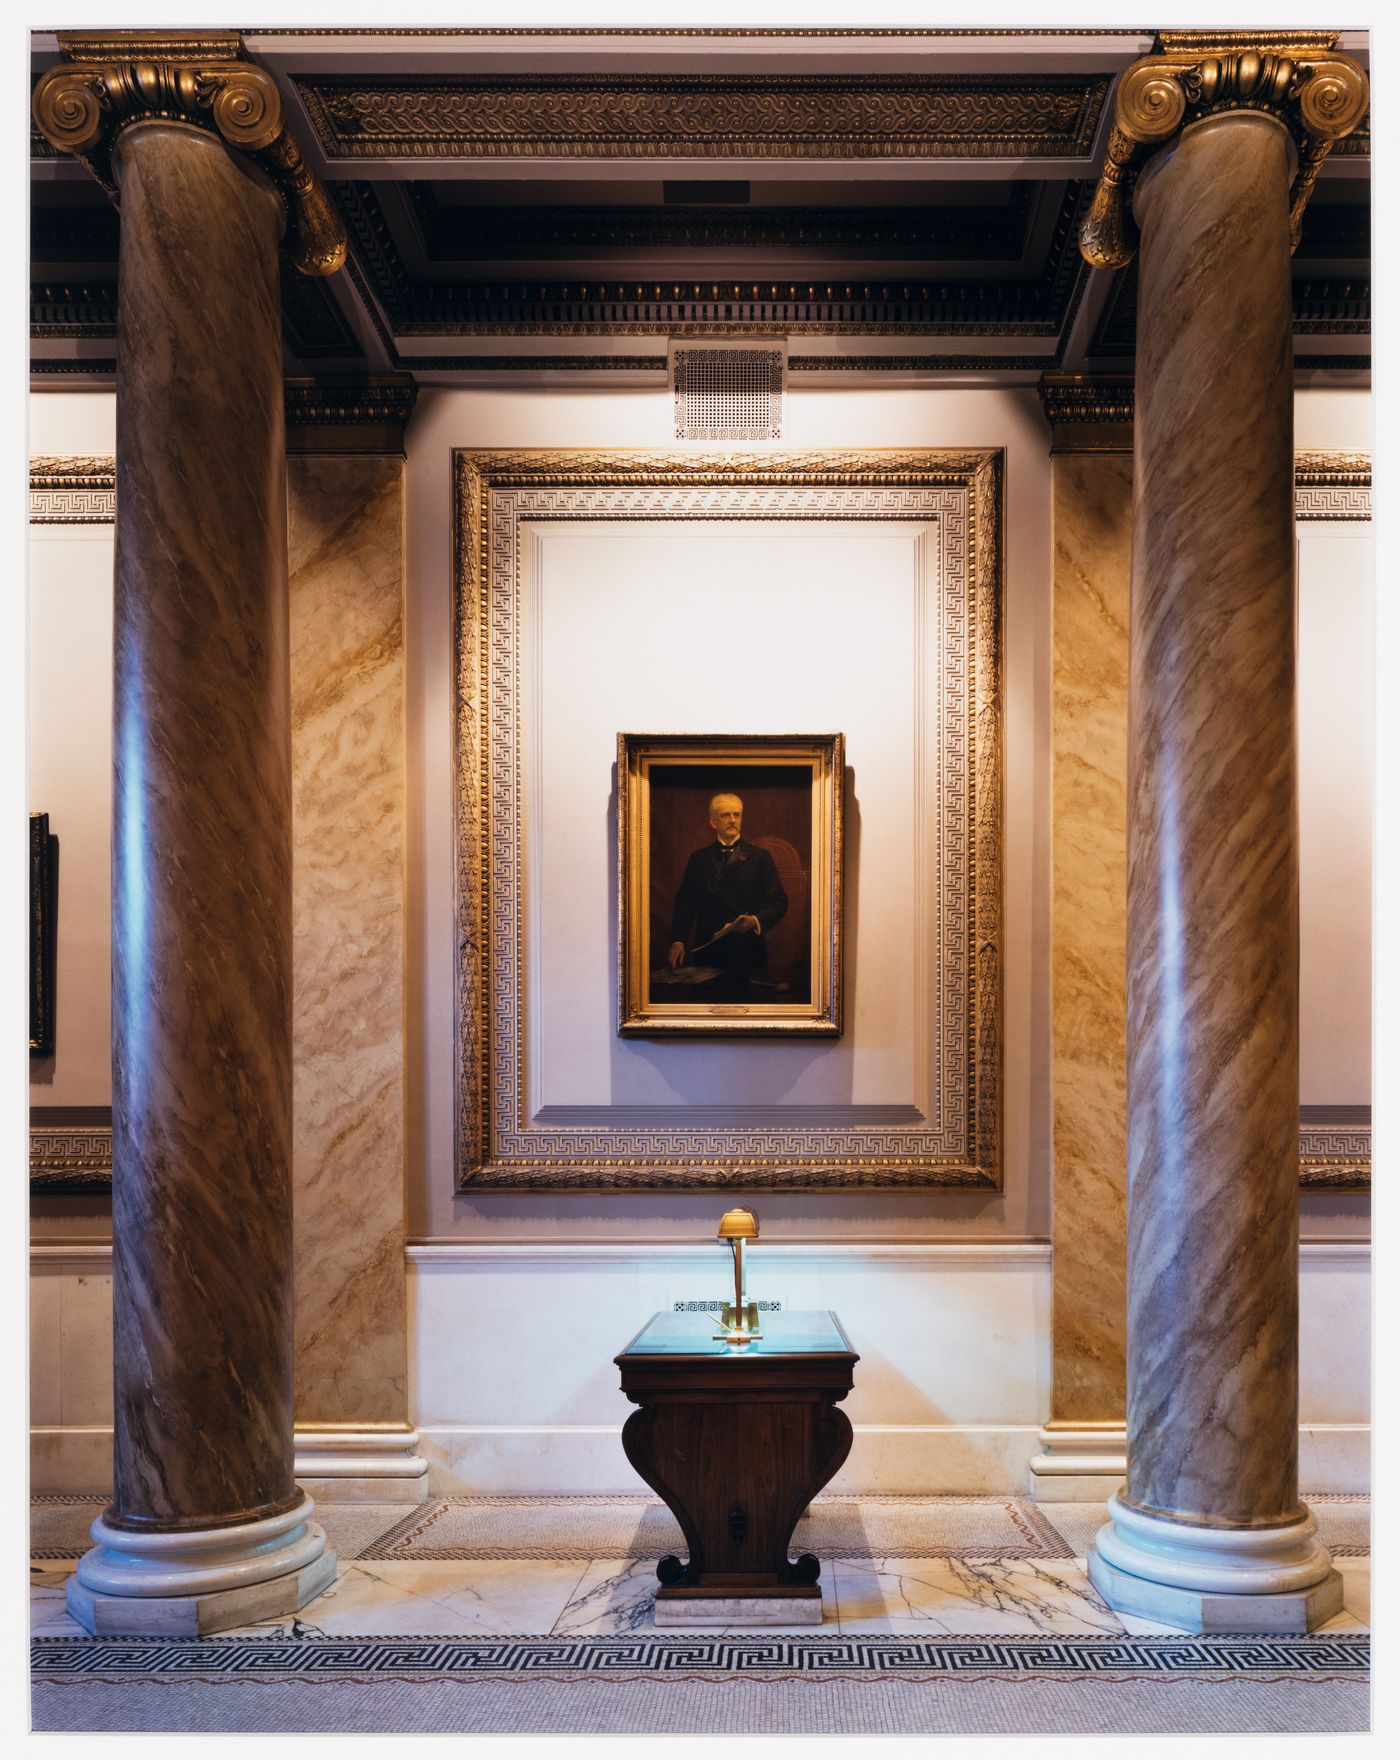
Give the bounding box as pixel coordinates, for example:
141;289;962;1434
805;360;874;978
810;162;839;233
30;812;55;1058
452;447;1004;1191
618;732;844;1038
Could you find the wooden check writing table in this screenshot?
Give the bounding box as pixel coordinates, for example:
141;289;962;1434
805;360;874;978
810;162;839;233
614;1309;858;1626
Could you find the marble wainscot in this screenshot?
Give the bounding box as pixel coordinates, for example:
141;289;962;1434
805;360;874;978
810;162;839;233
288;453;424;1504
1036;449;1133;1500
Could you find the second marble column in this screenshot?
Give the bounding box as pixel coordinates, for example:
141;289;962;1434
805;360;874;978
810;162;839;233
1087;111;1339;1633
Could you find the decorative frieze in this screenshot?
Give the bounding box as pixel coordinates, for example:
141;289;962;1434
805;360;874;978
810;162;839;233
297;72;1110;163
284;376;419;454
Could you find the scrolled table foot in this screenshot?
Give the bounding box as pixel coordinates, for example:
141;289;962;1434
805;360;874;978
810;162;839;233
789;1552;821;1584
656;1554;688;1586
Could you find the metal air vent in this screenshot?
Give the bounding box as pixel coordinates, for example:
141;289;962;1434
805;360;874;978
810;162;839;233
671;343;785;441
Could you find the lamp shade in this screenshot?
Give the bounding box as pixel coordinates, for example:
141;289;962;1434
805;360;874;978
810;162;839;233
717;1207;759;1241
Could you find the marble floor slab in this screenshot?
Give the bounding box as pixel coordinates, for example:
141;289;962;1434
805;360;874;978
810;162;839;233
830;1555;1125;1636
239;1559;593;1639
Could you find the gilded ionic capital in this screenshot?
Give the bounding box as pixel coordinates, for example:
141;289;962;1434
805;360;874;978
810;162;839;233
1080;32;1367;270
32;32;345;277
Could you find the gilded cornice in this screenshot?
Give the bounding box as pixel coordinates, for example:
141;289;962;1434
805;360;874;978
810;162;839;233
1081;33;1368;270
32;32;346;277
1037;374;1135;426
284;375;419;454
296;72;1109;162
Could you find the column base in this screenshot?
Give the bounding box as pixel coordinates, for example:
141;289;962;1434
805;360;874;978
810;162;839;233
1088;1490;1341;1634
294;1427;430;1503
1028;1423;1127;1502
68;1547;337;1636
66;1492;337;1637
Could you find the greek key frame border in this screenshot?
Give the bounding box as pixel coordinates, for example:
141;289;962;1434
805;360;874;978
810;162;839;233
451;448;1005;1192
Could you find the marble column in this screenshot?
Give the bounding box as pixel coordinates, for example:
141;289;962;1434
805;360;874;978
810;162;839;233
1084;103;1347;1634
34;39;345;1633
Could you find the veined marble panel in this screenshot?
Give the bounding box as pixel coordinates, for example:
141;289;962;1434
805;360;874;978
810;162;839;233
289;456;407;1425
1049;453;1131;1421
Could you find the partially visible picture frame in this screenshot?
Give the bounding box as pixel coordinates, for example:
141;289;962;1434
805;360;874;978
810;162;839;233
29;811;55;1057
618;732;844;1038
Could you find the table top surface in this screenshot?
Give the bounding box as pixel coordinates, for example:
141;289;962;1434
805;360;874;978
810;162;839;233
616;1308;855;1361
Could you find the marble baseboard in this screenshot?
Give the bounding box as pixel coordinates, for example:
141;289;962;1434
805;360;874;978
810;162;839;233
294;1428;430;1503
297;1476;430;1504
30;1427;114;1495
1299;1426;1370;1493
1028;1423;1128;1503
1029;1471;1127;1502
34;1421;1374;1500
415;1424;1046;1496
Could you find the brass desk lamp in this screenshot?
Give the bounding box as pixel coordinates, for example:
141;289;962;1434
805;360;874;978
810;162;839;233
716;1207;761;1345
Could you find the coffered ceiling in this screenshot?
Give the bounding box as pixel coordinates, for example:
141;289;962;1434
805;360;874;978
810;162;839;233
29;27;1370;388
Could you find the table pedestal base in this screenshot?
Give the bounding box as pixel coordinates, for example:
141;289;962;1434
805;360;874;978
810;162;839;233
656;1589;823;1627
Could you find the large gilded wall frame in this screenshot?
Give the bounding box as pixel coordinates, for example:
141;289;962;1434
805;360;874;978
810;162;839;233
451;448;1004;1193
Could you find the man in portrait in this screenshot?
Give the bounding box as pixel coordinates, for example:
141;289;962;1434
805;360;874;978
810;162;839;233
666;792;788;991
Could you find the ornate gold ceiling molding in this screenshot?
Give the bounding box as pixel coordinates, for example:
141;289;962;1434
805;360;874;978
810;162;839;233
1081;33;1368;270
296;73;1109;161
32;32;346;277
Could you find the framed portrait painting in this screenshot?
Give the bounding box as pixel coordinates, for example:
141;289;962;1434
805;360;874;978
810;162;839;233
618;732;844;1037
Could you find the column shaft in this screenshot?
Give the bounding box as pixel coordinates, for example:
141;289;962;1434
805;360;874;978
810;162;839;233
110;119;296;1531
1124;113;1300;1529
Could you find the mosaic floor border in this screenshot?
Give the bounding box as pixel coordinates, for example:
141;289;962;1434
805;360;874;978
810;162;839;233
31;1632;1370;1681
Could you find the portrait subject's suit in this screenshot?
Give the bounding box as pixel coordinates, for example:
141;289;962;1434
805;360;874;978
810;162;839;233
670;837;788;975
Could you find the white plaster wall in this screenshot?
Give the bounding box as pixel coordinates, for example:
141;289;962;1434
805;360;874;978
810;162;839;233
527;519;952;1113
27;523;114;1108
1297;527;1372;1103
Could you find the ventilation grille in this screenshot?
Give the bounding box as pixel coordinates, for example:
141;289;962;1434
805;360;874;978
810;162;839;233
672;345;785;440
